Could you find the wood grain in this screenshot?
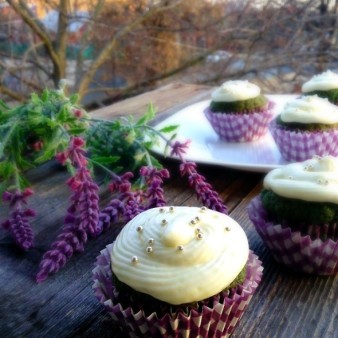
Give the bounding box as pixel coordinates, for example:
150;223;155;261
0;83;337;338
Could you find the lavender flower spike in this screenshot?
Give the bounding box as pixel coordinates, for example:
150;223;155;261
97;199;125;234
36;136;100;282
1;189;35;250
180;162;228;214
36;215;87;283
169;140;227;214
140;166;170;209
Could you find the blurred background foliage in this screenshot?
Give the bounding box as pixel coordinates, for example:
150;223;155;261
1;0;338;107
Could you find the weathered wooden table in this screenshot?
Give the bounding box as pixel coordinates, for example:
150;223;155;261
1;83;337;338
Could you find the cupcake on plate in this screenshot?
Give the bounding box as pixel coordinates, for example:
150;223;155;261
270;95;338;162
248;155;338;275
204;80;275;142
302;70;338;104
93;206;263;337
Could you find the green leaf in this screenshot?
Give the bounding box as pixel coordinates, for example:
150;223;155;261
136;103;156;126
149;155;162;169
0;100;10;110
41;89;49;102
91;155;120;165
31;92;41;105
34;149;56;164
0;161;14;180
159;124;178;133
67;127;87;135
70;94;79;105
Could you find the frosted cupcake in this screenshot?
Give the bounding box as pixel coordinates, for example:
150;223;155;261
93;206;263;337
204;80;275;142
270;95;338;162
302;70;338;104
248;155;338;275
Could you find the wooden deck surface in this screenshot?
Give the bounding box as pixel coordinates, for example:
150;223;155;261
0;82;337;338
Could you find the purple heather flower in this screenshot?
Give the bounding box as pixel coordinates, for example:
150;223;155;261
180;161;227;214
1;189;36;250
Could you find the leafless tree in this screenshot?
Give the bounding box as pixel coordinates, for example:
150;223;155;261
1;0;338;106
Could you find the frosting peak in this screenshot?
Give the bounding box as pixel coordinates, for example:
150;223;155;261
211;80;261;102
302;70;338;92
111;206;249;305
279;95;338;124
263;156;338;203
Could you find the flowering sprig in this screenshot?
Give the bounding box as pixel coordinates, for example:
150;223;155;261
1;188;35;250
97;166;170;234
36;137;100;282
1;89;229;283
170;141;227;214
140;166;169;209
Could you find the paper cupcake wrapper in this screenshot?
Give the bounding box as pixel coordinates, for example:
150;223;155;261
248;196;338;275
204;101;275;142
270;120;338;162
93;245;263;338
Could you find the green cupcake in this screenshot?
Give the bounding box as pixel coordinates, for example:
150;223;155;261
302;70;338;104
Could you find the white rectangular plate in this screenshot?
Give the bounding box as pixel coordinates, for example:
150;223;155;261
152;94;297;173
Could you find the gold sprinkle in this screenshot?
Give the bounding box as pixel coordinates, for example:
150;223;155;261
159;208;165;213
161;219;168;226
197;233;203;239
148;238;154;244
225;226;231;231
177;245;184;251
146;246;153;253
131;256;138;263
136;226;143;232
190;219;196;225
195;216;200;222
200;206;207;212
195;228;201;233
169;206;174;212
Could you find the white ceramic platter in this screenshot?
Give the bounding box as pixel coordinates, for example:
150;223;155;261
151;94;298;173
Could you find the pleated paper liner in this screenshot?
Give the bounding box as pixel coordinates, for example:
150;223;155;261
248;196;338;275
270;120;338;162
93;244;263;338
204;101;275;142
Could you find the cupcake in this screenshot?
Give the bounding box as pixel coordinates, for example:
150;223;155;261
204;80;275;142
248;155;338;275
270;95;338;162
93;206;263;337
302;70;338;104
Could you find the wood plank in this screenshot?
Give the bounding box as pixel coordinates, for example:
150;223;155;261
90;81;213;121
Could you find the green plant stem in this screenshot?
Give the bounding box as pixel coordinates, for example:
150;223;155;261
0;120;19;158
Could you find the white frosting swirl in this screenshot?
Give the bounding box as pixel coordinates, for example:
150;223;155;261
263;156;338;203
211;80;261;102
302;70;338;92
279;95;338;124
111;206;249;305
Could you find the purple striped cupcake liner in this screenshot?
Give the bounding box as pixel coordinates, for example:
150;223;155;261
248;196;338;275
270;120;338;162
204;101;275;142
93;244;263;338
